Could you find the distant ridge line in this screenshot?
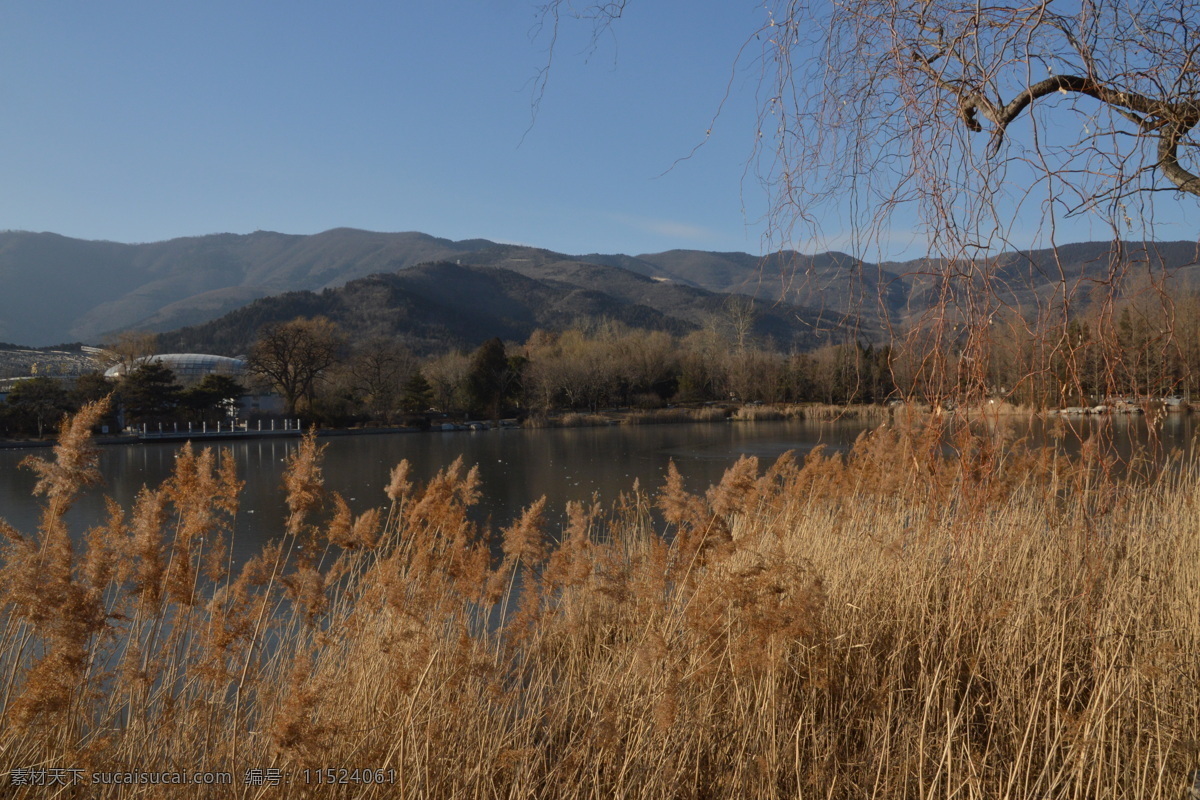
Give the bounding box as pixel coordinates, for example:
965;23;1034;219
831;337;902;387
0;228;1195;347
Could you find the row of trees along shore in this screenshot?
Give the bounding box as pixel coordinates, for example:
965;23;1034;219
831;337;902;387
12;290;1200;438
208;292;1200;423
0;368;244;438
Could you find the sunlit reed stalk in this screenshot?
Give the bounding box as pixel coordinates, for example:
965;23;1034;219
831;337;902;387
0;407;1197;797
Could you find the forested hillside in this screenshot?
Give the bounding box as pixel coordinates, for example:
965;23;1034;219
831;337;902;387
156;261;840;356
3;227;1197;346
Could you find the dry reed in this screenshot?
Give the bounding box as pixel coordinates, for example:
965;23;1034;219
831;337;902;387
0;407;1198;798
621;406;730;425
730;403;901;422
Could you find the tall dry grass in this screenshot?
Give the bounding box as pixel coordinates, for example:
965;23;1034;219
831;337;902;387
730;403;900;422
1;401;1198;798
621;406;730;425
526;407;732;427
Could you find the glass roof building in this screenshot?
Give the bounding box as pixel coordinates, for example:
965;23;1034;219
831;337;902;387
104;353;246;380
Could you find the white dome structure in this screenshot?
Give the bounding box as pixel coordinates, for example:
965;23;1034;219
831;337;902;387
105;353;246;380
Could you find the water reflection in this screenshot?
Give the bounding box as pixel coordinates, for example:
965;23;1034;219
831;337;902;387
974;412;1200;470
0;415;1195;565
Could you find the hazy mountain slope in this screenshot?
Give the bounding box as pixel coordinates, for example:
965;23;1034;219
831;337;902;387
635;242;1200;326
3;227;1197;347
402;251;847;348
157;263;689;356
0;232;144;345
156;262;830;356
0;229;498;344
635;249;913;321
128;286;276;332
457;247;798;330
634;249;774;294
892;241;1200;325
233;228;494;289
576;252;702;287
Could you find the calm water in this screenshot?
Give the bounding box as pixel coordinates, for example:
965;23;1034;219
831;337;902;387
1;415;1197;565
0;420;870;564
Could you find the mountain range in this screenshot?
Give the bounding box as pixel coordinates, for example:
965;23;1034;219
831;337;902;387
155;261;844;357
2;228;1198;350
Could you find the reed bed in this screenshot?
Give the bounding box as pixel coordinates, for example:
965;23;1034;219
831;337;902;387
526;406;732;428
1;400;1199;798
729;403;805;421
731;403;901;422
620;406;730;425
524;412;617;429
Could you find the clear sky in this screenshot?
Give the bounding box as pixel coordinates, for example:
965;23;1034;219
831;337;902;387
0;2;1195;259
0;2;782;256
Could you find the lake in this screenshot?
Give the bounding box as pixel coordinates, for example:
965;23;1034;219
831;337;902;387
1;413;1196;565
0;419;872;563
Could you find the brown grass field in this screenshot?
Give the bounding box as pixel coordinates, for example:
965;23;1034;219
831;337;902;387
1;400;1198;798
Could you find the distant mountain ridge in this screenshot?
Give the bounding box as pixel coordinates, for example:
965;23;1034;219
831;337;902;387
0;229;498;345
155;261;838;356
1;228;1197;346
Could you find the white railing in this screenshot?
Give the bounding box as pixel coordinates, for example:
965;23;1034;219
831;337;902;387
134;419;303;439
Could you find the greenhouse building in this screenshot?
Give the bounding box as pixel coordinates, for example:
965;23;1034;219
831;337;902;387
104;353;246;381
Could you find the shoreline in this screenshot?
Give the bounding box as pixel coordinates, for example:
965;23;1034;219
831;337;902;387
1;404;886;451
5;399;1177;451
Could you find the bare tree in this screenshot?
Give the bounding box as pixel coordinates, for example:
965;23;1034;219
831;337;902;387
908;3;1200;195
723;296;758;355
247;317;344;416
102;330;159;375
533;1;1200;405
347;338;417;422
423;351;473;414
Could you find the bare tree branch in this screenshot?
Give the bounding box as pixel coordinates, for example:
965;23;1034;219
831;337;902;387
533;0;1200;410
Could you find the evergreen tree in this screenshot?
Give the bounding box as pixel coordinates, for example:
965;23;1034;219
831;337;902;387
72;371;115;406
465;338;518;420
5;376;72;437
118;362;182;424
180;374;246;422
401;371;434;413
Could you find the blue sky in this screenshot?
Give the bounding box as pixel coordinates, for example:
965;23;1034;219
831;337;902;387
0;2;778;256
0;2;1195;259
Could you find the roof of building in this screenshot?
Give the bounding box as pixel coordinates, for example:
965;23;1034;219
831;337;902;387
104;353;246;378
